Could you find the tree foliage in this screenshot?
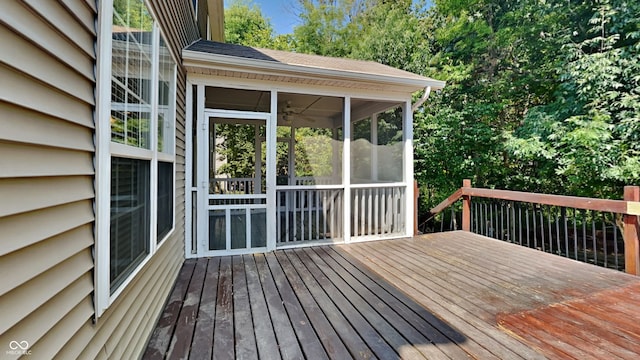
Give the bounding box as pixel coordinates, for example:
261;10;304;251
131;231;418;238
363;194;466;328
224;0;640;214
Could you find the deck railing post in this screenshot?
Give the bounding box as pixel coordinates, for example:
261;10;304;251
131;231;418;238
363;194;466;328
623;185;640;275
414;180;419;236
462;179;471;232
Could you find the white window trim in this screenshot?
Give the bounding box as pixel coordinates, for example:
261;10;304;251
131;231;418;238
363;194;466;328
94;0;177;319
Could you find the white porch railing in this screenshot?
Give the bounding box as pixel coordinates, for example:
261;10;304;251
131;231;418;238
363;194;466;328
294;176;335;186
276;186;344;244
211;177;256;194
351;184;406;239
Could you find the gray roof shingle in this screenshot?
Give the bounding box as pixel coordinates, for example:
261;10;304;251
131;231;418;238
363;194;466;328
185;40;442;85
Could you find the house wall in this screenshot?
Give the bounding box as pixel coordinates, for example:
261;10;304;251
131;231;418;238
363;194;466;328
0;1;198;359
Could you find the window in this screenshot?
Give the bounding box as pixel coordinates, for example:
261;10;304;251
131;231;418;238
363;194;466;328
157;161;174;241
110;157;150;291
96;0;177;316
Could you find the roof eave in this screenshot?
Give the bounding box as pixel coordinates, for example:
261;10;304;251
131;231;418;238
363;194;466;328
182;49;446;92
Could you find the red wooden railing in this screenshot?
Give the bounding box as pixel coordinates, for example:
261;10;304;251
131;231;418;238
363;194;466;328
427;179;640;275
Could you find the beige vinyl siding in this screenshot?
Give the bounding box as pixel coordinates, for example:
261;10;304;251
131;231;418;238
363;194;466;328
0;0;198;358
0;0;97;355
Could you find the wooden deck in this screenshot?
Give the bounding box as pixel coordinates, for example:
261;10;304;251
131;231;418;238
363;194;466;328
143;231;640;359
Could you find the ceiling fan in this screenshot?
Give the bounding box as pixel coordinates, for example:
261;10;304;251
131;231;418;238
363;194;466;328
278;100;319;123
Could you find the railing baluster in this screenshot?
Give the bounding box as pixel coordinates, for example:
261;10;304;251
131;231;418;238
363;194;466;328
308;190;313;241
330;191;336;239
547;207;553;255
374;188;379;236
540;206;545;252
525;206;530;248
450;207;454;230
518;203;522;246
359;189;364;236
554;207;560;256
611;213;620;270
496;202;499;238
563;207;569;258
367;188;372;236
315;191;320;240
532;205;538;249
489;202;494;238
285;191;291;242
573;208;578;260
582;211;587;262
602;213;608;268
592;216;597;266
474;201;479;233
277;190;282;242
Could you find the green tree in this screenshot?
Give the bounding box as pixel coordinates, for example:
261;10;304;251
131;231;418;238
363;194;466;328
505;0;640;198
225;0;280;47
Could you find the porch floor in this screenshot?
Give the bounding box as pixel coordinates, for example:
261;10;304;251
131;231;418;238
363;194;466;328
143;231;640;359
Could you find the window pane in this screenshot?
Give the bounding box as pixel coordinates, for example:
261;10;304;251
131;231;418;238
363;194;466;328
209;210;226;250
350;103;404;183
230;210;247;249
110;157;150;292
251;209;267;247
158;37;175;153
157;161;174;242
111;0;153;148
211;121;266;194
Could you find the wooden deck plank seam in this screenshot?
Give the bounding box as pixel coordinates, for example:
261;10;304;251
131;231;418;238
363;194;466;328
190;257;221;360
242;254;282;360
386;240;547;312
255;253;306;359
345;241;538;359
269;251;352;359
324;248;498;359
308;246;456;360
278;250;378;359
371;240;547;359
442;232;632;285
325;246;473;345
292;248;402;359
417;233;613;288
260;255;324;358
389;237;626;313
301;247;430;359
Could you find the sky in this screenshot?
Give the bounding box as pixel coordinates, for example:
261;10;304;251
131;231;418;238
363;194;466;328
225;0;433;36
231;0;301;35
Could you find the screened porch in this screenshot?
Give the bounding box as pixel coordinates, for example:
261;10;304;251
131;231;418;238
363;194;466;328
182;40;445;257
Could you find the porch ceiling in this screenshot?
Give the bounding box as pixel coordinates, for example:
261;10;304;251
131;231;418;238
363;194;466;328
183;40;446;94
204;86;397;126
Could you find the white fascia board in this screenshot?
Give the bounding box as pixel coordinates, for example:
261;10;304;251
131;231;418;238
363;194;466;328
182;50;446;92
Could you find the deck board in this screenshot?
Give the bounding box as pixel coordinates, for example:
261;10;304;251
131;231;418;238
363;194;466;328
144;231;640;359
212;256;234;360
272;251;350;359
264;252;329;360
189;257;219;360
255;253;304;359
242;255;281;360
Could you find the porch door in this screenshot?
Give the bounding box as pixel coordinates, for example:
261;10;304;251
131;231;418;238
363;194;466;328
198;110;273;255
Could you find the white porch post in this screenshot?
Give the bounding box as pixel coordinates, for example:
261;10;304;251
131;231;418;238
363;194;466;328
289;127;295;185
185;82;193;258
255;124;261;194
332;128;340;183
266;90;278;251
403;100;414;237
371;113;378;181
343;96;351;243
196;84;206;255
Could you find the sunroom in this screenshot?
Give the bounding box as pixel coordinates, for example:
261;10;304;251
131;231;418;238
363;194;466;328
183;40;445;257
